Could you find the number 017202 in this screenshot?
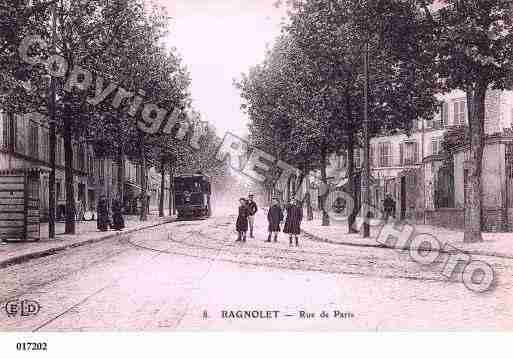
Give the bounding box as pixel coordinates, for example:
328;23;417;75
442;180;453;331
16;342;48;351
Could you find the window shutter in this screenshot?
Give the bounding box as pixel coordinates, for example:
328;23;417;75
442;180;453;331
370;145;374;168
0;113;3;150
442;102;448;127
44;128;49;162
454;101;460;125
15;114;26;155
399;143;404;166
387;142;392;167
0;112;8;150
414;142;419;163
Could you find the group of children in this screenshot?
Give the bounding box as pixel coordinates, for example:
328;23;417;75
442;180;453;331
235;194;303;247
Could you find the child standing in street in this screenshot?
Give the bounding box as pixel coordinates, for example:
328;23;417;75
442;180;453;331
266;197;283;242
236;198;250;242
283;196;303;247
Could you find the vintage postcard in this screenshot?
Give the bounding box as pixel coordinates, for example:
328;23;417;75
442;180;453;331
0;0;512;355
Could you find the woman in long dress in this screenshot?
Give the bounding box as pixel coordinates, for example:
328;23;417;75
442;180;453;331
97;195;110;231
283;196;303;247
235;198;249;242
111;196;125;231
266;197;283;242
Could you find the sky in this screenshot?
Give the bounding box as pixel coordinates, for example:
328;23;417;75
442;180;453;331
157;0;288;137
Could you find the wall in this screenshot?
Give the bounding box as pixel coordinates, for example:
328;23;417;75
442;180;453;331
453;142;504;210
424;208;465;230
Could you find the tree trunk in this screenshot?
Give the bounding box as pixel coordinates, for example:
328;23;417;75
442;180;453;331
159;160;165;217
265;184;272;206
48;120;56;238
303;163;314;221
117;147;124;202
320;144;330;226
362;41;371;238
286;175;293;203
347;130;358;233
464;83;487;243
48;4;57;239
63;104;75;234
139;137;148;221
169;163;175;215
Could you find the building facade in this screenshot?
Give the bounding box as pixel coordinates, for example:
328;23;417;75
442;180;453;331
0;111;170;222
327;89;513;231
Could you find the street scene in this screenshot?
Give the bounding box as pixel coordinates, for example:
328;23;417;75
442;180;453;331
1;0;513;337
1;212;513;331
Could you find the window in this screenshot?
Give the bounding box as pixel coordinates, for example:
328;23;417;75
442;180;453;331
0;113;4;149
433;114;442;129
136;164;142;184
441;102;449;127
87;150;94;176
112;162;118;187
400;141;418;165
56;137;63;166
28;122;39;159
379;142;392;167
15;114;25;155
431;137;442;155
453;99;466;125
41;127;49;163
385;179;395;196
78;145;85;171
0;112;11;150
354;148;361;169
99;158;105;180
56;181;62;200
369;145;376;168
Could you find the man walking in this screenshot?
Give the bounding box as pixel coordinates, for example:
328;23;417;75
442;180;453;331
383;194;396;222
247;193;258;238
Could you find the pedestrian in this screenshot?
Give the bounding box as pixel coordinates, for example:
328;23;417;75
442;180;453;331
75;199;85;222
236;198;250;242
247;193;258;238
97;195;111;232
283;196;303;247
266;196;283;242
111;195;125;231
383;193;396;222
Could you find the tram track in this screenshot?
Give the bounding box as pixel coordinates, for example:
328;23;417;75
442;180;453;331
125;219;460;285
4;217;509;331
29;230;199;332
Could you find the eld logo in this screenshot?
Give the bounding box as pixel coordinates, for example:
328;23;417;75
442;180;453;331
4;299;41;317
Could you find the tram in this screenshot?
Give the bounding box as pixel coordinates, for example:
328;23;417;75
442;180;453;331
174;173;212;219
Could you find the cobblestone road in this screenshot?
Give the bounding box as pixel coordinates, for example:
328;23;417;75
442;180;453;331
1;216;512;331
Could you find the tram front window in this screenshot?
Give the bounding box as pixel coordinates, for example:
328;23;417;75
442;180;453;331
174;178;206;193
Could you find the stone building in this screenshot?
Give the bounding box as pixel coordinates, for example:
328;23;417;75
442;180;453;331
327;89;513;231
0;110;170;222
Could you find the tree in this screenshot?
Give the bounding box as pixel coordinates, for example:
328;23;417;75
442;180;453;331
417;0;513;242
243;0;440;232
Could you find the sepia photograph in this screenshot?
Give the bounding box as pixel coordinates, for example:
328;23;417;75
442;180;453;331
0;0;512;356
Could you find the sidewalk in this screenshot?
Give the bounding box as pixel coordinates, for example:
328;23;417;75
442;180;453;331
0;212;175;268
301;216;513;259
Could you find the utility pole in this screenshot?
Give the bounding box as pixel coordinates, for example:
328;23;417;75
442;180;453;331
48;2;57;239
422;113;426;225
362;40;370;238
